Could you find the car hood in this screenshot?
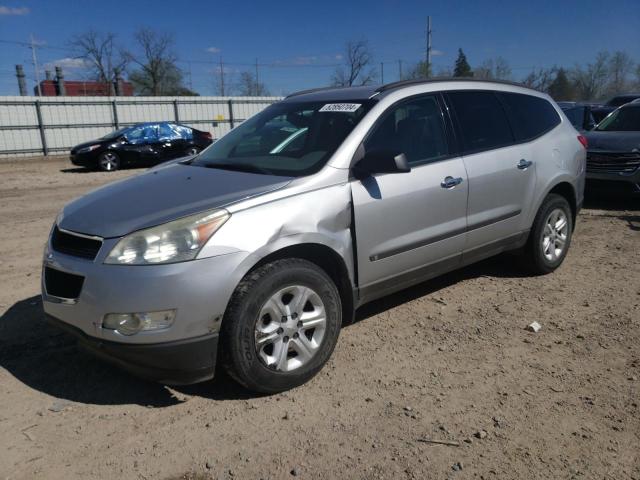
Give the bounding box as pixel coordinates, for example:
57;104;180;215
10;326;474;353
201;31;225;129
70;139;110;153
585;131;640;152
58;163;293;238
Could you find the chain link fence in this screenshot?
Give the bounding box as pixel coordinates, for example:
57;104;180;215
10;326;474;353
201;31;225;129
0;96;282;158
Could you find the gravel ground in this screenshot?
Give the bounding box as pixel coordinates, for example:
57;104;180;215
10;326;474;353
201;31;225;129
0;157;639;480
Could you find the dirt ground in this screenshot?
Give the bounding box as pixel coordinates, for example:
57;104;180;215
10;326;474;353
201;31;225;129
0;157;638;480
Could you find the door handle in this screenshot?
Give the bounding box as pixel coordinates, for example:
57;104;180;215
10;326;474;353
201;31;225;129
441;176;463;189
517;159;533;170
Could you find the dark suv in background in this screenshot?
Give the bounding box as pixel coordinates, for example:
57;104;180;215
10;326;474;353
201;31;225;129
558;102;597;131
70;122;213;171
585;102;640;194
591;93;640;123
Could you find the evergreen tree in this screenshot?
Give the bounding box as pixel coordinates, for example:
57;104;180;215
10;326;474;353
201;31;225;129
547;68;574;101
453;48;472;77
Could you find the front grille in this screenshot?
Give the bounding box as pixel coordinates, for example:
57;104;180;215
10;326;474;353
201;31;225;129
51;226;102;260
586;152;640;175
44;267;84;299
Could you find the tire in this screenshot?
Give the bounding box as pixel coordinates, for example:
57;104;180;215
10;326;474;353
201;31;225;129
185;146;201;156
98;151;121;172
522;193;573;275
221;258;342;393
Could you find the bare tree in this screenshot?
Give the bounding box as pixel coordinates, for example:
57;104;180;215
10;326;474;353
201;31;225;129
607;51;635;96
571;51;610;101
126;28;188;95
474;57;512;80
404;61;431;80
236;71;269;96
522;67;556;92
332;40;376;87
69;30;127;94
213;63;235;96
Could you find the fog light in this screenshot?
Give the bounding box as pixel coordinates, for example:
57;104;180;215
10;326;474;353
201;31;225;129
102;310;176;336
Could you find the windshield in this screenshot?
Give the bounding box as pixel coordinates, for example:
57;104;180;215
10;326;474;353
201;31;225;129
596;106;640;132
191;100;374;176
101;127;132;140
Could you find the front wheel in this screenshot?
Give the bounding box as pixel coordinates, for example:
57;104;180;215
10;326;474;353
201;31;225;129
98;151;121;172
522;193;573;274
221;259;342;393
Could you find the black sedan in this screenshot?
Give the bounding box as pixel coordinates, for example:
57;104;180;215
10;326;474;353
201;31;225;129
584;103;640;194
70;122;213;171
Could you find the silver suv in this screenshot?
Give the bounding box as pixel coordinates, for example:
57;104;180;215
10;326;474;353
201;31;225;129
43;79;586;393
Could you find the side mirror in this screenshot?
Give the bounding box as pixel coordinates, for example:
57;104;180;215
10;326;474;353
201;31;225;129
354;149;411;177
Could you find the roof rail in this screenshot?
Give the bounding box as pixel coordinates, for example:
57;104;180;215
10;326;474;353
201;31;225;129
285;86;341;99
375;76;535;94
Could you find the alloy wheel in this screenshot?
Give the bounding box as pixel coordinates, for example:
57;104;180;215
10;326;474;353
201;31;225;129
541;208;569;262
254;285;327;372
99;152;119;171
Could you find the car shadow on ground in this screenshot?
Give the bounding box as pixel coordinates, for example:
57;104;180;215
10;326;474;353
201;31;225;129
0;254;529;406
583;189;640;212
59;167;94;174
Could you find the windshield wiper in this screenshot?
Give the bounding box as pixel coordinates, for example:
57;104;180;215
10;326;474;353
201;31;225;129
201;162;273;175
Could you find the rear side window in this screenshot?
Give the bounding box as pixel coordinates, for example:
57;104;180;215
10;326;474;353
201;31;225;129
499;92;561;141
159;123;194;141
447;91;514;154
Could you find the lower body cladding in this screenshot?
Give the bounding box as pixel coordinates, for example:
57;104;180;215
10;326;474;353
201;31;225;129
42;248;250;385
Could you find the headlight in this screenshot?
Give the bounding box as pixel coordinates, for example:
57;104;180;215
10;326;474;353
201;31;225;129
77;144;101;154
105;209;229;265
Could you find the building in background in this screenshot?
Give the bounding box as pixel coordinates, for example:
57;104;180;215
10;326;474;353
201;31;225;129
35;79;134;96
18;64;134;97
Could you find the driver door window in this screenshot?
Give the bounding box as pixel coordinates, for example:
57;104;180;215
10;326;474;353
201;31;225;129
365;96;449;166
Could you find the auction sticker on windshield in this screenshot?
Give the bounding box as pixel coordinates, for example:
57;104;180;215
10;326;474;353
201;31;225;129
319;103;361;112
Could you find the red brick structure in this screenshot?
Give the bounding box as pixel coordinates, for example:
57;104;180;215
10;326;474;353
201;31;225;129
35;80;134;96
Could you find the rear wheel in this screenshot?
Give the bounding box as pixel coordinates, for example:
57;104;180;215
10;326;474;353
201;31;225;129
522;193;573;274
98;151;120;172
221;258;342;393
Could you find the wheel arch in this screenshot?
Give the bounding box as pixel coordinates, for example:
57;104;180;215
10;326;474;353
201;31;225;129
547;181;577;225
532;176;578;228
247;243;356;326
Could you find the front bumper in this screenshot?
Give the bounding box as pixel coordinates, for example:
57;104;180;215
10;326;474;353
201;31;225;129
42;234;252;384
70;151;99;167
46;314;218;384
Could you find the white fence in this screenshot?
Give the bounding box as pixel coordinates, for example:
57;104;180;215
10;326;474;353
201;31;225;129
0;96;282;157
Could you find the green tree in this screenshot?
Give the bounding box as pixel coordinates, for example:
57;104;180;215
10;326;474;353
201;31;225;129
547;68;575;101
453;48;472;77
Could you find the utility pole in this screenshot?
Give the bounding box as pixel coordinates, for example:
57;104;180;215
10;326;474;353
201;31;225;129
380;62;384;84
187;61;193;91
218;57;225;96
426;16;432;78
254;58;259;96
398;60;403;80
30;34;42;96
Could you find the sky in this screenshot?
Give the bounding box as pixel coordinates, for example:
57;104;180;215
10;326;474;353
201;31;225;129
0;0;639;96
